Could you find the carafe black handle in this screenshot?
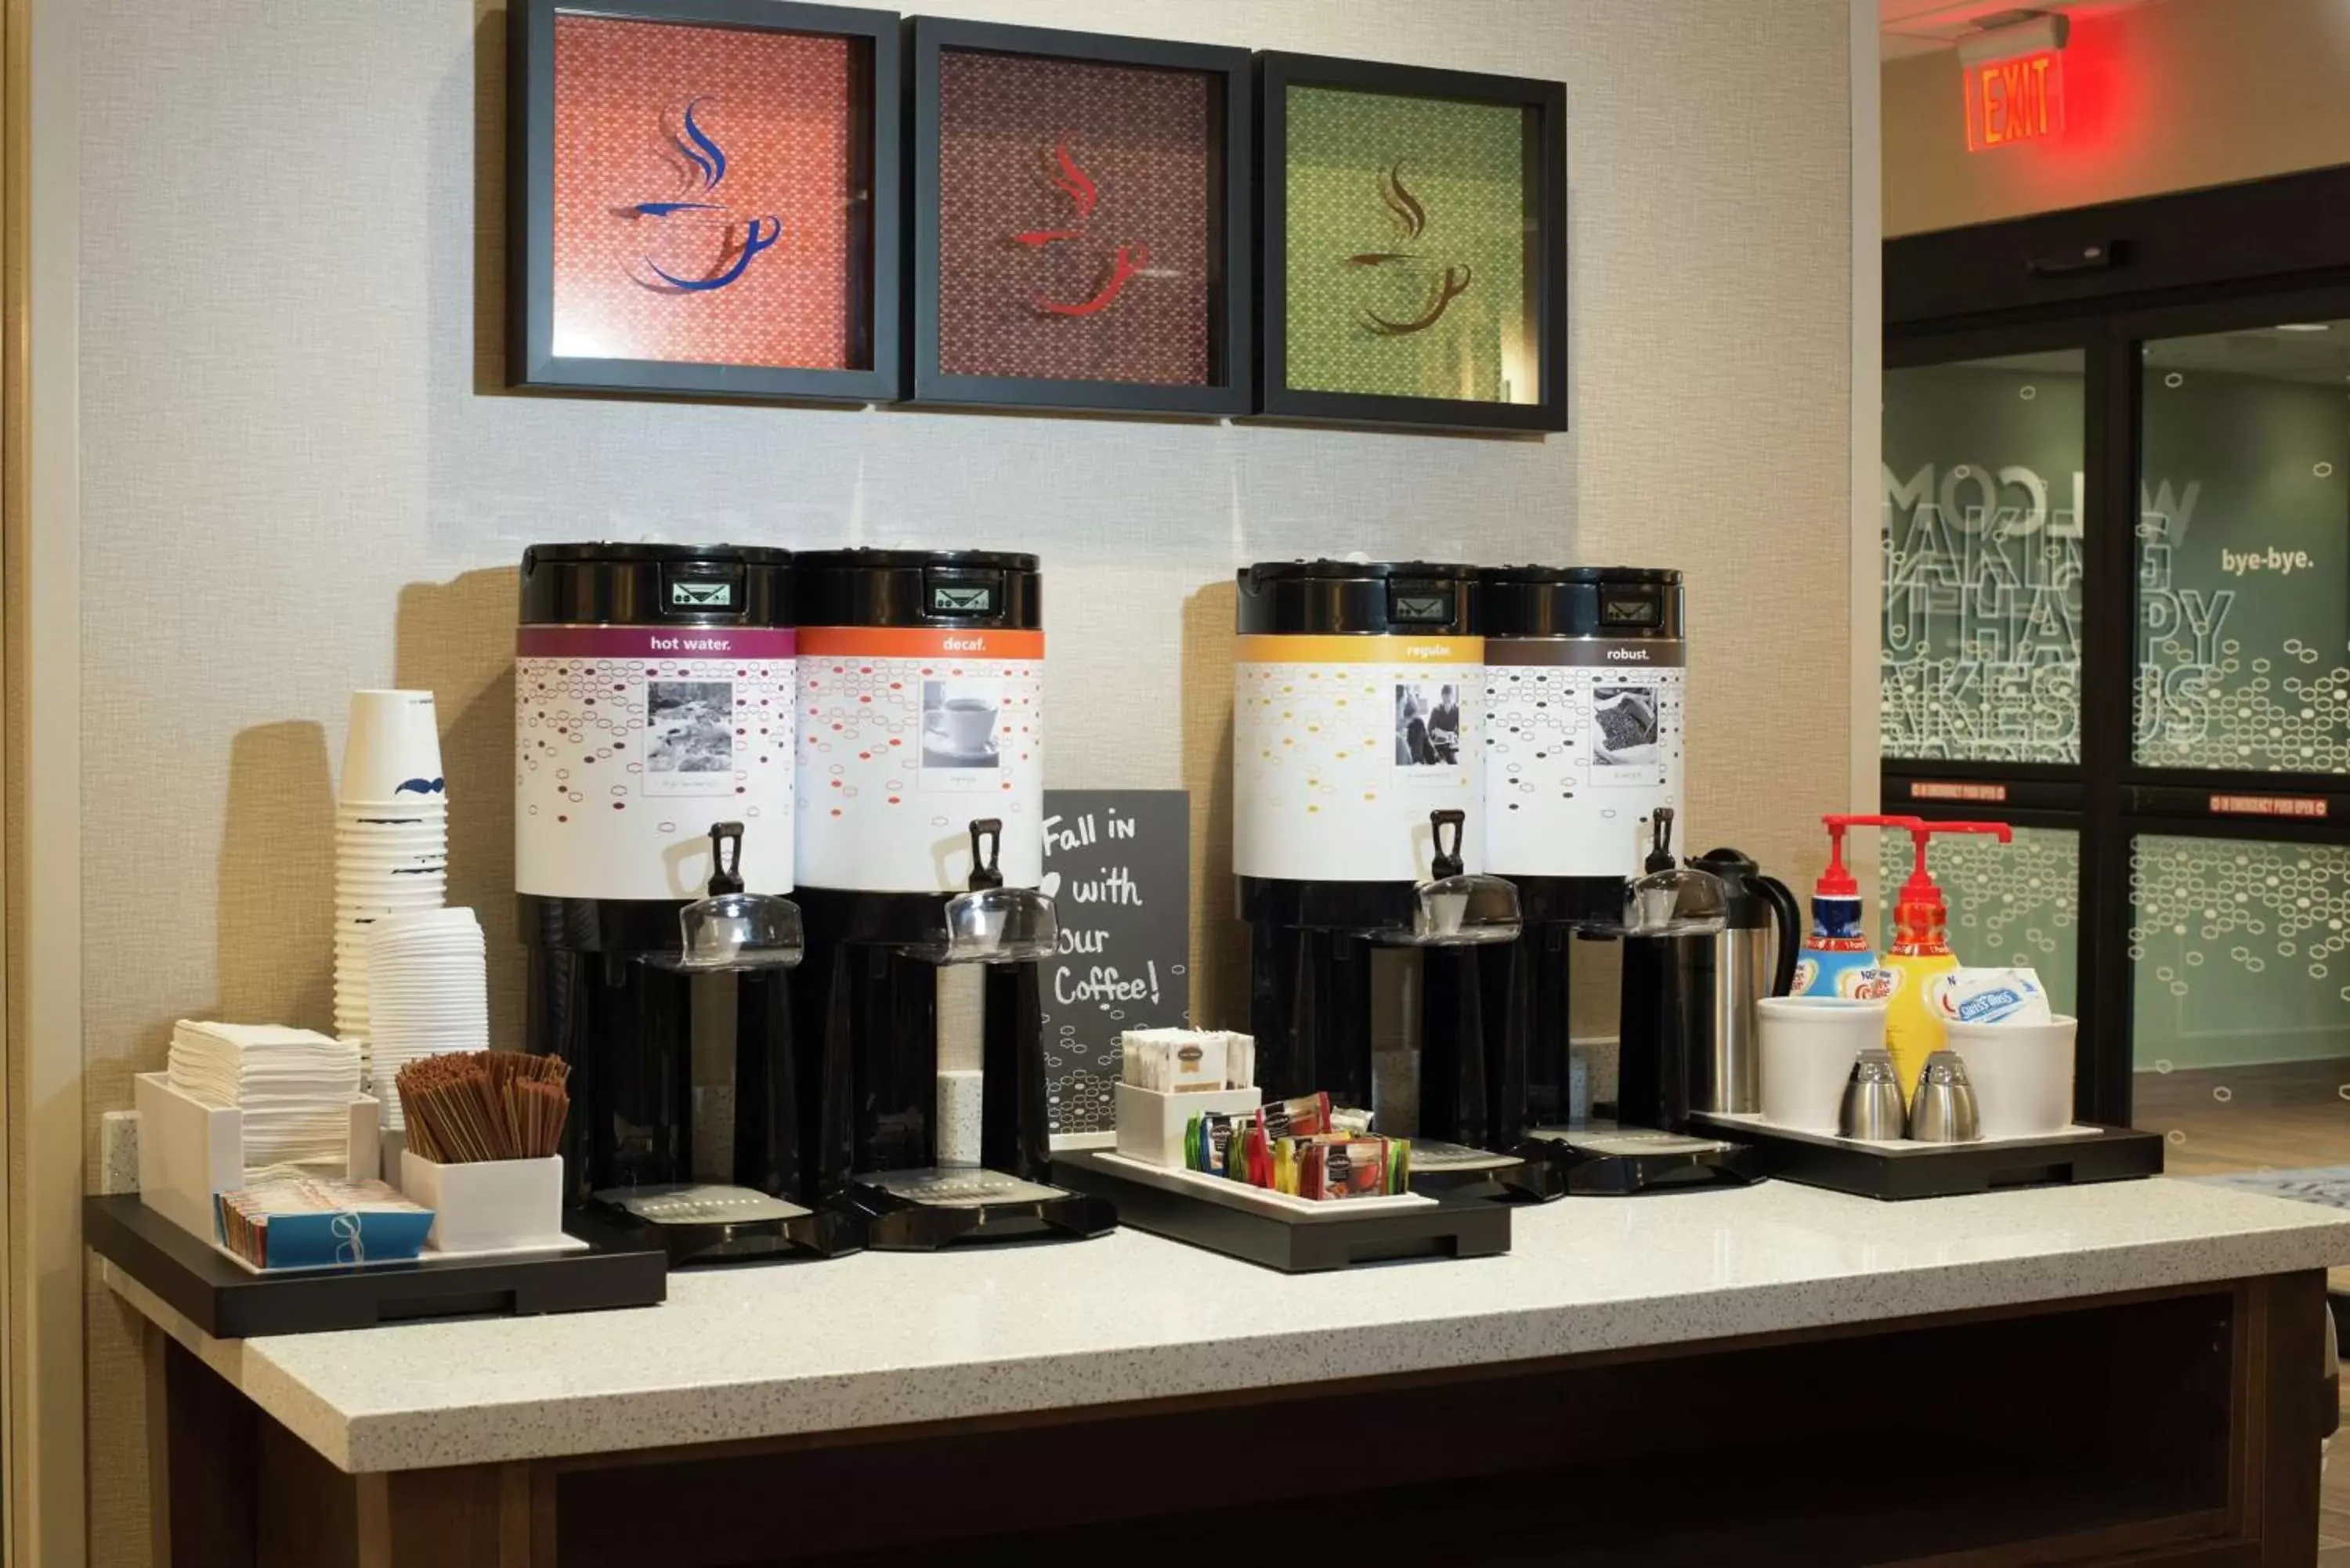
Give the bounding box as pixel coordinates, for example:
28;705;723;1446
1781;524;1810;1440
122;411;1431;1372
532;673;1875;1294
1758;873;1802;995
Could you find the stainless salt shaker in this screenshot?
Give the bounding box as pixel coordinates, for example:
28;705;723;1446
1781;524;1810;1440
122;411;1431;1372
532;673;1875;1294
1907;1050;1981;1143
1838;1048;1909;1141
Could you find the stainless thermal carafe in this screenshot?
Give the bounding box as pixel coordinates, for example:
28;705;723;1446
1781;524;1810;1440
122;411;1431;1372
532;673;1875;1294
1683;847;1801;1115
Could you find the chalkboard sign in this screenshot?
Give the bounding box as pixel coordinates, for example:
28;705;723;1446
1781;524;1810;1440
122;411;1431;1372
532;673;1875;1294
1039;789;1190;1134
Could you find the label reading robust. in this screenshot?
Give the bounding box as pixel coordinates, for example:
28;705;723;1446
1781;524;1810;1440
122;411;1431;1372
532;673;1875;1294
1483;637;1686;880
796;627;1045;893
1233;634;1484;884
515;625;797;901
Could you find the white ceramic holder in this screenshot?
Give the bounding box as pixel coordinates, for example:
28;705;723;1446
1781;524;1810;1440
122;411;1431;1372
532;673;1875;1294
1115;1082;1262;1168
134;1072;381;1242
400;1151;566;1254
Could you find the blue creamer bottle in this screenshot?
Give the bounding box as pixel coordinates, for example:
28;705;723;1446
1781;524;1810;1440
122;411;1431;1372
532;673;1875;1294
1790;813;1918;1002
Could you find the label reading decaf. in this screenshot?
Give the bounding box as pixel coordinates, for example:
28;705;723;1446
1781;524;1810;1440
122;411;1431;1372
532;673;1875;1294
796;627;1045;893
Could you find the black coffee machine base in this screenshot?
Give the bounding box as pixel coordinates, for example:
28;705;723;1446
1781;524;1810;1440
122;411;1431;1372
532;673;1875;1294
1516;1124;1767;1197
842;1169;1117;1251
588;1185;869;1267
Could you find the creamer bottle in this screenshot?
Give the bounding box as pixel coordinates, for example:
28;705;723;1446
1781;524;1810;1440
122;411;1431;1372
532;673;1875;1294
1792;813;1918;1002
1882;819;2013;1096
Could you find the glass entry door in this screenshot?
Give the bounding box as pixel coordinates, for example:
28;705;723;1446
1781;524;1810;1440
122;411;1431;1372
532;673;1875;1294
1881;340;2092;1103
2123;315;2350;1176
1883;295;2350;1134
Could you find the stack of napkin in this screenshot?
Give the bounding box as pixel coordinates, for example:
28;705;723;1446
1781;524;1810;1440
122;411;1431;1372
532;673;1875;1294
168;1021;363;1173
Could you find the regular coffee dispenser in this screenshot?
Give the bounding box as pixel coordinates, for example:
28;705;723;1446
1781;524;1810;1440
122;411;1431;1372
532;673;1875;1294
1233;560;1521;1159
787;550;1113;1248
517;543;858;1263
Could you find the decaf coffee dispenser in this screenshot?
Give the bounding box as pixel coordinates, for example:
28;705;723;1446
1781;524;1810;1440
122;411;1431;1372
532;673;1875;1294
1234;560;1519;1150
1477;566;1688;1135
790;550;1114;1248
518;544;855;1263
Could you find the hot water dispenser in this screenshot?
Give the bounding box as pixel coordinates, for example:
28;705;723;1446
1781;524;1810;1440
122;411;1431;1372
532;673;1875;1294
517;543;855;1262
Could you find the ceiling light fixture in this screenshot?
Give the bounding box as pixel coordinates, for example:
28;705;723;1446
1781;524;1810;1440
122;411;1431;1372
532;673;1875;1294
2276;323;2334;332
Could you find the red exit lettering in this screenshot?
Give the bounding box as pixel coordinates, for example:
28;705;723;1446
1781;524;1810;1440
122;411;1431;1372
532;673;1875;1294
1966;50;2064;152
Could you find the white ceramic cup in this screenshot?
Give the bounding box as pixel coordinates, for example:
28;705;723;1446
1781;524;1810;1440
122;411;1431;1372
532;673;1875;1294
1943;1015;2077;1140
1757;995;1889;1134
341;690;445;804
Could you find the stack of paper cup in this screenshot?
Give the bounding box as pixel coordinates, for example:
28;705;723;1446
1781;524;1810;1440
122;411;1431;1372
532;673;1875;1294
334;691;449;1072
365;909;489;1133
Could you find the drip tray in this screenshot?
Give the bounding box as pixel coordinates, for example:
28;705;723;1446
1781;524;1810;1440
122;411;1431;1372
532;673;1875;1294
1407;1140;1571;1203
593;1183;867;1267
843;1167;1117;1251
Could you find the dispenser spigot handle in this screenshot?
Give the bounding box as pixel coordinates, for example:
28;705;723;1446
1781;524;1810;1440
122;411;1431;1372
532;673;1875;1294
1817;814;1923;898
707;822;746;897
967;818;1005;892
1430;809;1466;880
1645;807;1677;874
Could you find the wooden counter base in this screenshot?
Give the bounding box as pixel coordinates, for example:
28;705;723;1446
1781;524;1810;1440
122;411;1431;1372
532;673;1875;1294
148;1271;2334;1568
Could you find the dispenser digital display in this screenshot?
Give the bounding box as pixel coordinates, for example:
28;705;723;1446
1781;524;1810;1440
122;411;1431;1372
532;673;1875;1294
669;579;737;611
928;581;998;616
1602;595;1658;627
1388;586;1455;624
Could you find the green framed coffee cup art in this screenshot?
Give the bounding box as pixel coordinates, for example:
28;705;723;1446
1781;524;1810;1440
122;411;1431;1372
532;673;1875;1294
1256;52;1567;432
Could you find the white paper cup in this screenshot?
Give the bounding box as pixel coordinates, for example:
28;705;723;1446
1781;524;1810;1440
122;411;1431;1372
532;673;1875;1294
1757;995;1889;1134
1944;1015;2077;1140
341;690;445;806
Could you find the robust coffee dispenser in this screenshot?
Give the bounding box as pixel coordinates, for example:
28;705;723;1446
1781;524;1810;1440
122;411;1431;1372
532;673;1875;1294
790;550;1114;1248
1233;560;1520;1170
518;544;855;1263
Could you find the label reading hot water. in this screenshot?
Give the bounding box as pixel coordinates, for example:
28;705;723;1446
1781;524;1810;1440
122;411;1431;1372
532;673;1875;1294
514;625;797;901
797;627;1045;893
1483;637;1686;880
1233;634;1484;884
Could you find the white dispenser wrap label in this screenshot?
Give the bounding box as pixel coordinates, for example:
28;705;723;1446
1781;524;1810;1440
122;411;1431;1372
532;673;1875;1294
1483;636;1686;879
795;627;1045;893
515;625;797;900
1233;634;1484;883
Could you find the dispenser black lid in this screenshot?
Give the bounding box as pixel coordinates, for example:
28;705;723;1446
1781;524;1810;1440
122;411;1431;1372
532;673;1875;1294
1480;565;1683;640
795;548;1041;630
519;543;793;629
1235;559;1480;636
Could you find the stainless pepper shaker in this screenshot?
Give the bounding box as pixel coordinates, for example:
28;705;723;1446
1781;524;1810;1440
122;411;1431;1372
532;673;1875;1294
1908;1050;1981;1143
1838;1048;1909;1141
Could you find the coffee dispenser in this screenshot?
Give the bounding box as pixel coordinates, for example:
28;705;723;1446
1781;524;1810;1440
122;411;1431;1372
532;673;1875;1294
789;550;1114;1248
1477;565;1688;1136
1233;560;1520;1159
1469;566;1761;1193
518;544;855;1263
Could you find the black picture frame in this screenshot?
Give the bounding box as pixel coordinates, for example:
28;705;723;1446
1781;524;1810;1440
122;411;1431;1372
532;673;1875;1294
908;18;1254;418
1254;52;1567;433
508;0;902;404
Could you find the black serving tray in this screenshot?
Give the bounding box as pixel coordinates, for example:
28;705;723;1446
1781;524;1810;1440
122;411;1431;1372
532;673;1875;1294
85;1194;667;1338
1052;1151;1509;1273
1689;1115;2165;1201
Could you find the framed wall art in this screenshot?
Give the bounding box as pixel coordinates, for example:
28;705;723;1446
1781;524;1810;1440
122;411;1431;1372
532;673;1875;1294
509;0;900;403
1256;53;1567;432
909;19;1253;417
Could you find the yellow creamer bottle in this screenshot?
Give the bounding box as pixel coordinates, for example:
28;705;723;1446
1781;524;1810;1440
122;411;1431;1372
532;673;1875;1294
1882;818;2013;1096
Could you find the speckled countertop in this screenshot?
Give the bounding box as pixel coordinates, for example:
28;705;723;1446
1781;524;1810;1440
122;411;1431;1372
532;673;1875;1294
105;1177;2350;1474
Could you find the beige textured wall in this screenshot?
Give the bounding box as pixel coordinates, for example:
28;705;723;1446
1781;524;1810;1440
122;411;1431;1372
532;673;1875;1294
72;0;1853;1557
1884;0;2350;237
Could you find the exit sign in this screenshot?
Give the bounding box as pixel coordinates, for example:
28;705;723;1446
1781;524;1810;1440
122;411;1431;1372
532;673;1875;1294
1965;49;2064;151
